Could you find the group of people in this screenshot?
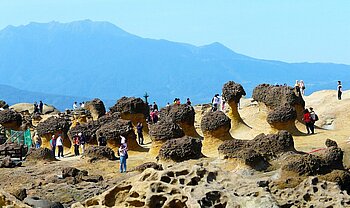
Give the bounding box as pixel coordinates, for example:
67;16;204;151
211;94;226;112
33;101;44;114
294;80;306;96
49;134;65;158
72;132;86;156
303;107;318;134
73;101;85;110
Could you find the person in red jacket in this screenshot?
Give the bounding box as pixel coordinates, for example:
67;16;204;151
303;109;314;134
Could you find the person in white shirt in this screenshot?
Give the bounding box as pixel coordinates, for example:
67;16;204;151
56;135;64;158
73;102;78;110
118;144;128;173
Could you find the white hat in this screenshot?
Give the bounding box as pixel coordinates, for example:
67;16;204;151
78;132;82;136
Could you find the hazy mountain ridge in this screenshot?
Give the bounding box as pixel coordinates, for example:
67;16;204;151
0;20;349;107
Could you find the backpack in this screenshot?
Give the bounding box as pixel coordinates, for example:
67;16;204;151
314;114;319;121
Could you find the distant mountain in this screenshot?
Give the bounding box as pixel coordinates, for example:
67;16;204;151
0;84;115;111
0;20;349;106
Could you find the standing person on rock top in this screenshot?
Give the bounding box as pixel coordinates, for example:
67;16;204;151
294;80;301;97
56;134;64;158
73;134;80;156
79;132;86;154
50;135;56;157
211;94;220;112
39;101;44;114
300;80;306;96
337;81;343;100
153;102;158;111
98;133;107;146
33;102;39;114
73;102;78;110
186;98;192;106
136;122;144;145
303;109;314;134
118;144;128;173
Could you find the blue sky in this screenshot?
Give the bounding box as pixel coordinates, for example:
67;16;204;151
0;0;349;64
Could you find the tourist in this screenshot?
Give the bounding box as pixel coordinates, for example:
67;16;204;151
136;122;144;145
73;102;78;110
166;102;170;107
56;134;64;158
153;110;159;123
79;132;86;154
186;98;192;106
300;80;306;95
309;107;318;133
120;135;127;147
81;102;85;108
34;132;41;149
337;81;343;100
73;134;80;156
176;98;180;105
221;97;226;111
211;94;220;112
39;101;44;114
303;109;314;134
98;133;107;146
118;144;128;173
33;102;39;114
294;80;301;97
153;102;158;111
49;135;56;157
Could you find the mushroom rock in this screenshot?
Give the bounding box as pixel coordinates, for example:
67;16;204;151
200;111;233;157
0;100;9;109
0;109;22;130
148;119;185;158
96;119;142;152
157;136;203;162
266;105;300;134
218;131;297;170
159;104;200;137
36;116;71;150
253;84;305;123
110;97;149;133
84;98;106;120
222;81;247;129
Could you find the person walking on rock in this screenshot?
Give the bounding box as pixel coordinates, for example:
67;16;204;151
118;144;128;173
50;135;56;157
56;135;64;158
337;81;343;100
73;134;80;156
303;109;314;134
98;133;107;146
79;132;86;154
212;94;220;112
136;122;144;145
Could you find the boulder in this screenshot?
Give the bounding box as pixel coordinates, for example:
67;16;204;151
25;148;57;162
157;136;203;162
11;188;27;201
0;156;17;168
83;145;116;160
0;190;31;207
222;81;247;129
325;139;338;148
62;167;88;179
320;170;350;192
159;104;200;137
200;111;233;157
0;109;22;130
132;162;163;172
148;120;185;158
24;196;64;208
84;98;106;120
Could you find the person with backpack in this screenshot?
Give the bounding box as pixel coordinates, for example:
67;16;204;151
49;135;56;157
118;144;128;173
79;132;86;154
73;134;80;156
309;107;318;134
303;109;314;134
56;134;64;158
98;133;107;146
136;122;144;145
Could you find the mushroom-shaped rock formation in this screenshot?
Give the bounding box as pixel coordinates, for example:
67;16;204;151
0;109;22;130
159;104;200;137
84;98;106;120
83;145;116;161
200;111;233;157
157;136;203;162
36;116;71;150
222;81;247;129
218;131;297;170
0;100;9;109
96;119;142;152
148;120;185;158
110;97;149;133
10;103;59;115
252;84;305;134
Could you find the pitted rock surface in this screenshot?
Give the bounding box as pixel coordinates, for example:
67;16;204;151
96;119;134;140
159;104;195;125
222;81;246;103
157;136;203;162
132;162;163;172
201;111;231;132
26;148;57;161
149;120;185;141
0;109;22;126
325;139;338;148
83;145;116;160
266;105;297;124
36;116;71;136
110;97;148;115
84;98;106;119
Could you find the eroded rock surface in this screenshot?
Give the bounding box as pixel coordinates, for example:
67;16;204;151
0;109;22;129
84;98;106;120
83;145;116;161
26;148;57;162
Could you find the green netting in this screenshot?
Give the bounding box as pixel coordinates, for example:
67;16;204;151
8;129;32;149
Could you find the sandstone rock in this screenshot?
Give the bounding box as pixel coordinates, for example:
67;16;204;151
26;148;57;162
24;196;64;208
149;120;185;141
11;188;27;201
325;138;338;147
159;104;200;137
266;105;297;124
0;100;9;109
110;97;149;115
62;167;88;178
0;190;31;207
201;111;231;132
222;81;246;103
36;116;71;137
320;170;350;192
83;145;116;160
132;162;163;172
157;136;203;162
81;175;103;183
0;109;22;130
10;103;60;115
84;98;106;120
